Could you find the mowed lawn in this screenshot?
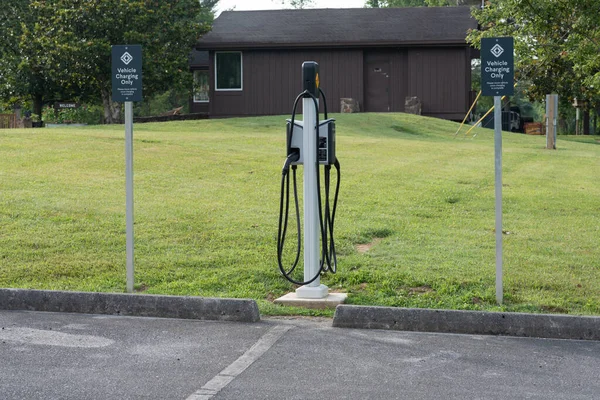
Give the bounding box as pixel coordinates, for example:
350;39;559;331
1;113;599;316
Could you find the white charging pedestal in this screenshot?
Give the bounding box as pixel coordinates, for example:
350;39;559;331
274;61;347;309
295;95;328;300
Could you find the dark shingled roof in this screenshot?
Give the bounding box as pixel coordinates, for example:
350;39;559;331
196;7;477;50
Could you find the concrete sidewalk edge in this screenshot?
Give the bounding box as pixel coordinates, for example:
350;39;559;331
0;288;261;323
332;305;600;341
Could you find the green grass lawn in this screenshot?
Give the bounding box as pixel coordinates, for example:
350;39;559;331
1;113;599;316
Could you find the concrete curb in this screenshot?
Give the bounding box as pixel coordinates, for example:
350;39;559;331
333;305;600;341
0;289;261;323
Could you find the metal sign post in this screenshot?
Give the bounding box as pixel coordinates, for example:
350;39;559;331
112;45;143;293
125;102;134;293
493;95;503;304
481;37;514;304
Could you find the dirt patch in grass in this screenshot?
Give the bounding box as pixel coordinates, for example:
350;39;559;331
134;284;148;293
356;238;382;253
409;286;434;295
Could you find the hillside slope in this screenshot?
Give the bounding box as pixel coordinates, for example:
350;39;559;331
1;113;598;316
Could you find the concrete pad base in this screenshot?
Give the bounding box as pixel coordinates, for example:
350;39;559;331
295;284;329;299
274;292;348;309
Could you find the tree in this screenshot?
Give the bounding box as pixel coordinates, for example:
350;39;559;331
467;0;600;111
366;0;480;7
366;0;427;6
0;1;63;116
279;0;315;9
23;0;217;123
0;2;26;108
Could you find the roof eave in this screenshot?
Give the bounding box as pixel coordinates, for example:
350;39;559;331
195;39;472;51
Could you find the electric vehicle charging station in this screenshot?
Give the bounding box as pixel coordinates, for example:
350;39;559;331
275;62;347;306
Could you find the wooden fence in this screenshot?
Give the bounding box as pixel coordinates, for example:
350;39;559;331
0;114;17;129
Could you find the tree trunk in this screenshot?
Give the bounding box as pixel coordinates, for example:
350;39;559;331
583;109;590;135
33;94;43;119
101;88;122;124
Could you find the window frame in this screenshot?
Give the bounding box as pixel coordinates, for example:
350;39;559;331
214;51;243;91
193;69;210;103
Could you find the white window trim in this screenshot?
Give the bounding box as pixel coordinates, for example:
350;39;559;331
193;70;209;103
215;51;243;91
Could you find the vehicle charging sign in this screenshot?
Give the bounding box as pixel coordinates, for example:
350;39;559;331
481;37;514;97
112;45;142;102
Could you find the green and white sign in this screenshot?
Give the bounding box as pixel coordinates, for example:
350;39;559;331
481;37;514;97
112;45;143;102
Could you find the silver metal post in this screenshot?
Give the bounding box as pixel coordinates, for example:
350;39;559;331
125;101;134;293
494;96;503;304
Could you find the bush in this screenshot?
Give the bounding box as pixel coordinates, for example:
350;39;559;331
42;105;103;125
134;89;190;117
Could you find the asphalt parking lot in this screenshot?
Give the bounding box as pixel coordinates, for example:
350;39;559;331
1;310;599;400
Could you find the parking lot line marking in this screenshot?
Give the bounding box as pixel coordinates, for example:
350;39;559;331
186;324;292;400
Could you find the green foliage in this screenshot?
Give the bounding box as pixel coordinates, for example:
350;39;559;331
279;0;315;8
0;1;30;102
21;0;217;123
366;0;480;7
367;0;427;6
42;105;103;125
467;0;600;110
134;89;190;117
0;1;64;113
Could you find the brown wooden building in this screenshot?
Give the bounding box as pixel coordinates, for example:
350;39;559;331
192;7;478;120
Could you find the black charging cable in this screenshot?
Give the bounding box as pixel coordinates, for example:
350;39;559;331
277;89;340;285
322;159;340;273
319;87;328;119
277;91;307;285
314;88;340;273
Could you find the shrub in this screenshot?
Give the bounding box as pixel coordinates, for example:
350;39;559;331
42;105;103;125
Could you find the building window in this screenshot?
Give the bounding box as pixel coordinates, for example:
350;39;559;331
215;52;242;91
193;70;209;102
